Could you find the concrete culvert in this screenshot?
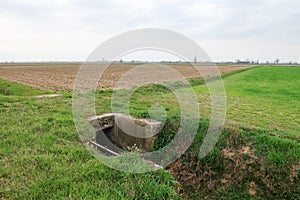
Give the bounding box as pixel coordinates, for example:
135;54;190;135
88;113;162;156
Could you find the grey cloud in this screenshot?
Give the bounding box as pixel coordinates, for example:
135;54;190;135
0;0;299;61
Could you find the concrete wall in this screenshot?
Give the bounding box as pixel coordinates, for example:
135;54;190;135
89;113;162;152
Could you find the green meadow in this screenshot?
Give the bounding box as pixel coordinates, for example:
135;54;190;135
1;66;299;199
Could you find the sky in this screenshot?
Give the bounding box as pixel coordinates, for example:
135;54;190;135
0;0;300;62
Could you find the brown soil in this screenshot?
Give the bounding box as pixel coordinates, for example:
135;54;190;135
0;63;253;91
167;132;299;199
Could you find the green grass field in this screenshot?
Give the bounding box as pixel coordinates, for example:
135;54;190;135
218;66;300;138
1;66;299;199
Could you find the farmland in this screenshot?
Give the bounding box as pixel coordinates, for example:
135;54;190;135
0;63;299;199
0;63;251;91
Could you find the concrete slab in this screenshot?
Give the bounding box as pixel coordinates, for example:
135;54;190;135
33;94;63;98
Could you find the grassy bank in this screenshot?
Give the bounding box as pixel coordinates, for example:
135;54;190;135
94;66;300;198
0;79;180;199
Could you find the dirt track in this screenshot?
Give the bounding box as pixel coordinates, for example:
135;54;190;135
0;63;253;91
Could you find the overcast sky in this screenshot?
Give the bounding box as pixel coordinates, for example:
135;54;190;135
0;0;299;62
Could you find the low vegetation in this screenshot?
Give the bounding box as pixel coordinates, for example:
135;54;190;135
0;79;179;199
1;65;299;199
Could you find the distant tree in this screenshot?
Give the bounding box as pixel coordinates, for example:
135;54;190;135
275;58;280;64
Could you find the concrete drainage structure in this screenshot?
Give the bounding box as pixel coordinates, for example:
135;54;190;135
88;113;162;156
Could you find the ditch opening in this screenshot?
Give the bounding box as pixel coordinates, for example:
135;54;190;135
88;113;162;156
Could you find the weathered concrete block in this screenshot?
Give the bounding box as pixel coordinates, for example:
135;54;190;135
88;113;162;152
